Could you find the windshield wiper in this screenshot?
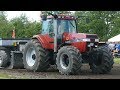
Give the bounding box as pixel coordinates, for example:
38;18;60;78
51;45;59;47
69;21;75;28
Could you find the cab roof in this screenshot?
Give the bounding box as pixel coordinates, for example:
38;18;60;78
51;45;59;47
47;14;76;20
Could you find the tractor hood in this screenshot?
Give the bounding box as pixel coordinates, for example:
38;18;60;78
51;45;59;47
71;33;98;39
63;33;99;42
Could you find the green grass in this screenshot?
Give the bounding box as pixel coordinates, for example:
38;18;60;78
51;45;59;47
0;73;27;79
0;73;14;79
114;58;120;64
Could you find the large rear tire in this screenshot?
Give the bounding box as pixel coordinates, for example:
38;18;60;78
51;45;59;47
89;46;114;74
56;46;82;75
23;39;50;72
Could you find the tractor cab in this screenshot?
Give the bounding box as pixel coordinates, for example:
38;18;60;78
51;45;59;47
41;14;77;35
41;14;77;45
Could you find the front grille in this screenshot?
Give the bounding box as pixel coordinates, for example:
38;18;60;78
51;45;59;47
90;39;95;42
86;42;98;51
86;35;98;39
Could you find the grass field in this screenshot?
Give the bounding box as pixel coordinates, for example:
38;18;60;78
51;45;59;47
0;73;15;79
0;72;26;79
114;58;120;64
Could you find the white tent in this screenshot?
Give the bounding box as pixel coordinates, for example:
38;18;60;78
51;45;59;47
108;34;120;42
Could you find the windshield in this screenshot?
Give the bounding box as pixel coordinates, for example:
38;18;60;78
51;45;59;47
42;19;77;35
57;20;77;34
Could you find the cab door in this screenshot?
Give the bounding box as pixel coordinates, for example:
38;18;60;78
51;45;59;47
41;19;54;49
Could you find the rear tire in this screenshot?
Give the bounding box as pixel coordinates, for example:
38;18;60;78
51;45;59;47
89;46;114;74
23;39;50;72
56;46;82;75
0;50;11;68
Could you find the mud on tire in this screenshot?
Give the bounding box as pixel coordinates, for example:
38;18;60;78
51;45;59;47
89;45;114;74
56;46;82;75
23;39;50;72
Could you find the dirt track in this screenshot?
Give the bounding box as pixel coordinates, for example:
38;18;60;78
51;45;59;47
0;64;120;79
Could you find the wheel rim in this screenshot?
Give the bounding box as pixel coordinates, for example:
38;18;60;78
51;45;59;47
60;53;69;69
26;47;36;67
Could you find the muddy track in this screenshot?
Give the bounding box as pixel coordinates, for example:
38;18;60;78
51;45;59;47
0;64;120;79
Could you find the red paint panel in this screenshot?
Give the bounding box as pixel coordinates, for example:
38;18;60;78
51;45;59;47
33;34;54;49
63;33;86;42
71;42;87;53
63;33;87;52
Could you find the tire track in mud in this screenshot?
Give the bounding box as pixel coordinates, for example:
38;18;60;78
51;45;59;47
0;64;120;79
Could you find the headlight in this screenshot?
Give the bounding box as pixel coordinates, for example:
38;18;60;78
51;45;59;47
65;38;99;43
95;39;99;42
82;38;99;42
82;38;91;42
65;40;71;43
65;38;81;43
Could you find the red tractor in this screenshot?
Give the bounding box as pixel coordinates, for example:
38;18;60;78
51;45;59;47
23;13;114;75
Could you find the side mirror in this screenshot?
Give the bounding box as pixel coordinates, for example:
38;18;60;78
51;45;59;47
41;15;47;21
49;32;55;37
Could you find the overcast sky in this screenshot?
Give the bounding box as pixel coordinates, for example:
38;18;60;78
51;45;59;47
6;11;41;22
6;11;75;22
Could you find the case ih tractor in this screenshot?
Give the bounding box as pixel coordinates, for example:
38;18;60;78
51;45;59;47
0;12;114;75
22;13;114;75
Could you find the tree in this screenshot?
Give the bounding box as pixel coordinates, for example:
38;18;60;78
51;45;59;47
0;11;14;38
74;11;119;41
10;14;41;38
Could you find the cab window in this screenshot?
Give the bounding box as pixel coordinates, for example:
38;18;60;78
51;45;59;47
42;19;54;34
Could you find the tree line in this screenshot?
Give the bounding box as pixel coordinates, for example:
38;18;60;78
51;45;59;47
75;11;120;41
0;11;120;41
0;11;41;38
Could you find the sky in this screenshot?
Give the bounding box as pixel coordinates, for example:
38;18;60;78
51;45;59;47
6;11;41;22
6;11;75;22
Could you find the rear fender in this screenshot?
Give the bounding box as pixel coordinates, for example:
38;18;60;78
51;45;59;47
32;35;48;49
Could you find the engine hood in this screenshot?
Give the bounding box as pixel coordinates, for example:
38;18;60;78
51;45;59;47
73;33;98;39
64;33;98;39
63;33;99;42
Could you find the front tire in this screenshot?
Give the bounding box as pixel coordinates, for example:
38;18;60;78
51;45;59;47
89;46;114;74
56;46;82;75
23;39;50;72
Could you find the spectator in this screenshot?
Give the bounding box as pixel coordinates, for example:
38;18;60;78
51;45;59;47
115;42;120;53
108;42;116;51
